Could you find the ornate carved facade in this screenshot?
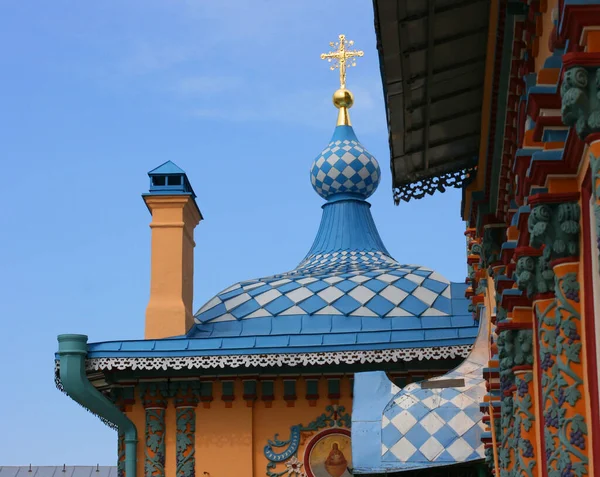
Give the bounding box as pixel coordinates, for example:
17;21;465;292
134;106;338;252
460;2;600;476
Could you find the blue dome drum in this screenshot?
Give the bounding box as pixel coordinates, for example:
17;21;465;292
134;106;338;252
310;125;380;200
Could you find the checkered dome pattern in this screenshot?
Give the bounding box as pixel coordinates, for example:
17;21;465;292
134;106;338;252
380;347;487;465
194;251;452;323
310;132;380;200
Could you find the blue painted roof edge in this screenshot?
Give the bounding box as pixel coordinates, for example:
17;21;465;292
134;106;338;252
66;336;475;360
148;160;186;175
51;332;474;358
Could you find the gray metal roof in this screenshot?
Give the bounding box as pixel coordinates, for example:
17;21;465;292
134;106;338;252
0;468;117;477
373;0;490;203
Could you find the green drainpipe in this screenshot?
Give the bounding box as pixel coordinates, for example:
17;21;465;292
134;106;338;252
58;334;138;477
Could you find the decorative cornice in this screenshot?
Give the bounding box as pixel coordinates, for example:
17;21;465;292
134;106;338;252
54;346;473;379
88;347;472;371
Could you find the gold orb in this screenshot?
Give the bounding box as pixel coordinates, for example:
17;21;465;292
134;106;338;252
333;88;354;109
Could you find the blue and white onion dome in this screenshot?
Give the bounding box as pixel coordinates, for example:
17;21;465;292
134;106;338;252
310;88;381;200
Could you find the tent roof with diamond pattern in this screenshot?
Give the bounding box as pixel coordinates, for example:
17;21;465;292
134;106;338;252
83;123;479;362
351;314;488;472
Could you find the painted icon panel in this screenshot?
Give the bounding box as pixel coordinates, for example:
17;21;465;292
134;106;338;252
303;429;352;477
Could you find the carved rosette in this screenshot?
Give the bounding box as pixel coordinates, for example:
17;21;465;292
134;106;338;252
482;225;505;269
561;65;600;140
528;202;580;260
497;330;517;395
141;383;169;477
171;382;200;477
514;254;555;299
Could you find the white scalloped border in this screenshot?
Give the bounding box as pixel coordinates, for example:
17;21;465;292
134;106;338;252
75;345;472;372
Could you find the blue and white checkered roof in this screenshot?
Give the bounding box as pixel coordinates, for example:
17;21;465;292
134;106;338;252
310;125;380;200
195;258;453;323
195;178;454;326
186;123;478;352
351;318;488;473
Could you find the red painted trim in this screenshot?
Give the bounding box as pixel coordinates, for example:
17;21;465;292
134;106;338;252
512;365;534;372
581;169;600;464
514;246;543;259
527;92;561;122
528;191;580;206
496;321;533;332
563;52;600;69
501;293;533;311
532;292;555;301
585;133;600;146
559;6;600;50
303;428;351;477
550;256;580;268
496;277;515;294
517;212;533;247
528;130;585;186
533;116;565;143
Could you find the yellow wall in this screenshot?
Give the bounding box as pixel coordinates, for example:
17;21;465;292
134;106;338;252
127;377;354;477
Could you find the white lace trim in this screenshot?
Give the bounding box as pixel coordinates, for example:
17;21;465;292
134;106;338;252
76;346;472;372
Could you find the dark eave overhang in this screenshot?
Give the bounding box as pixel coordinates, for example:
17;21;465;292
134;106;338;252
373;0;491;203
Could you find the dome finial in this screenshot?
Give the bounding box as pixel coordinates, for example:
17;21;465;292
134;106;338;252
321;34;364;126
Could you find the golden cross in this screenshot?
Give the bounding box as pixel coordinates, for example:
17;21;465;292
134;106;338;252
320;34;364;89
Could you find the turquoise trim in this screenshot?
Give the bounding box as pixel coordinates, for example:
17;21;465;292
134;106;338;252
57;334;138;477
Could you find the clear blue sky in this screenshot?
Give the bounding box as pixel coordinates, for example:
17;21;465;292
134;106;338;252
0;0;467;465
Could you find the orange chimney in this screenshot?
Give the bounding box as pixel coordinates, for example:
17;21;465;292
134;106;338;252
142;161;202;339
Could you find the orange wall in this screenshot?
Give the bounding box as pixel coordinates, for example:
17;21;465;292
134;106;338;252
534;0;558;74
127;377;354;477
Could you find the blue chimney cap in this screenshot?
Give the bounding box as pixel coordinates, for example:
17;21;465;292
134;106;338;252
146;161;196;198
148;161;186;175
